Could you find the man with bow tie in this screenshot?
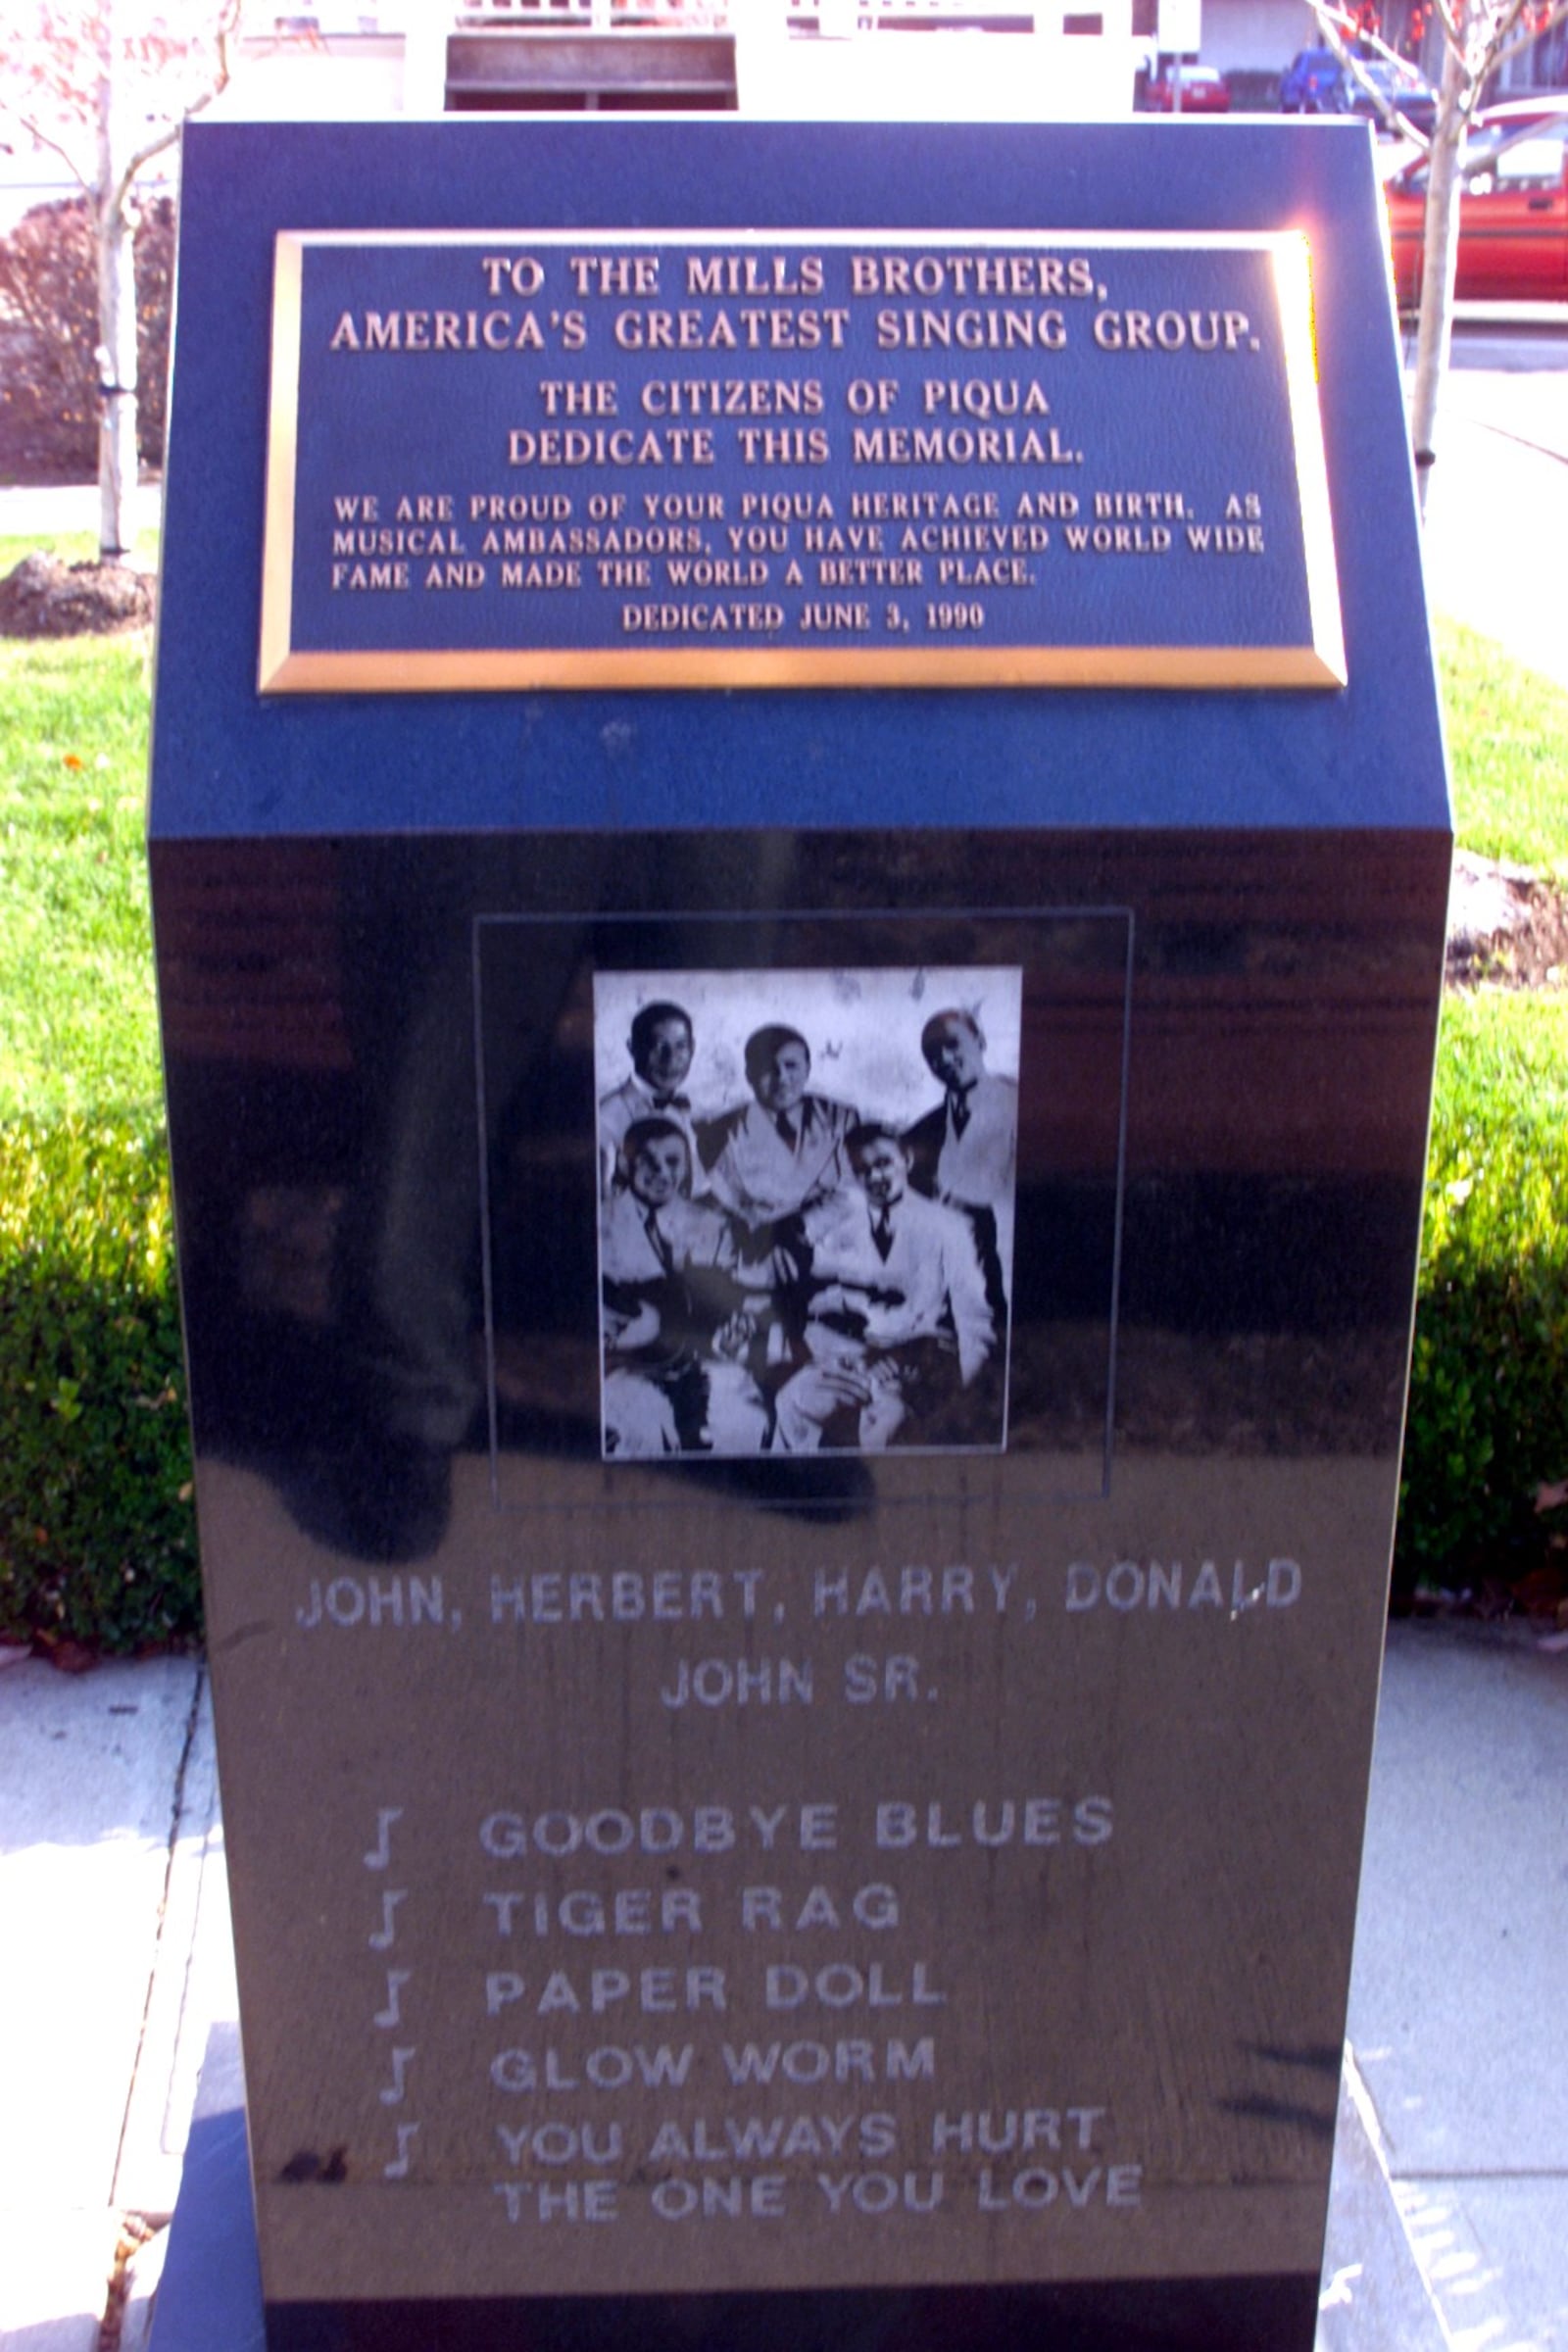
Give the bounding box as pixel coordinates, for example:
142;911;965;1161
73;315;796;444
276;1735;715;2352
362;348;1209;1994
904;1006;1018;1312
599;1000;702;1200
772;1122;996;1453
600;1117;766;1457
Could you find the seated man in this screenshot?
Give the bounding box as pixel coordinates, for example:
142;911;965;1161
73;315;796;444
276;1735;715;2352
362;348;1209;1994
698;1024;858;1235
772;1123;997;1453
600;1117;767;1458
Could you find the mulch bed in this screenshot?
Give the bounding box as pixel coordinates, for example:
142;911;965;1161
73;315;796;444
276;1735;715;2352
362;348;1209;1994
0;550;155;638
1446;848;1568;991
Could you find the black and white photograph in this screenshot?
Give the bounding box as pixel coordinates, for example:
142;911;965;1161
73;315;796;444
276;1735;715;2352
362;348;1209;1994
593;966;1023;1460
476;906;1129;1501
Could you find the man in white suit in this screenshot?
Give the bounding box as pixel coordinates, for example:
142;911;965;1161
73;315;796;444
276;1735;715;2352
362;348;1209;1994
904;1006;1018;1311
600;1118;766;1457
698;1024;858;1232
773;1123;996;1453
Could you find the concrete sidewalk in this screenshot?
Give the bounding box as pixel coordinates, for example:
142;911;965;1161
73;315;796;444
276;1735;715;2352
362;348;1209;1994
0;483;162;549
0;1654;232;2352
1329;1622;1568;2352
1;1619;1564;2348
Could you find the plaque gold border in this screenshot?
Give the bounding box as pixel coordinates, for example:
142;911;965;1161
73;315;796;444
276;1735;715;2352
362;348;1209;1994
260;231;305;699
259;228;1345;696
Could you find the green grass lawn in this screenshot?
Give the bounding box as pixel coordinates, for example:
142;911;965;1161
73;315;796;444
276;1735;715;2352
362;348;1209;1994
0;628;161;1119
1437;614;1568;874
1404;979;1568;1590
1429;988;1568;1239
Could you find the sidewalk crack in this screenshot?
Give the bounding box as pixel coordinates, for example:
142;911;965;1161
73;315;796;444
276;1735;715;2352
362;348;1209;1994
1471;415;1568;469
108;1659;207;2211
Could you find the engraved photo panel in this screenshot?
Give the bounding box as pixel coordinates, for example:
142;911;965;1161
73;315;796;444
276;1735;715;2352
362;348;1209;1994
477;908;1130;1505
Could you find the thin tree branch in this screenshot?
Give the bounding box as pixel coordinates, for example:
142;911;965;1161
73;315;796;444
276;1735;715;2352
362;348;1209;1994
178;0;239;128
1307;1;1432;140
115;117;179;215
1307;1;1448;144
1488;0;1568;74
0;98;91;194
105;0;245;216
1310;0;1442;125
1309;1;1413;74
1428;0;1466;54
1470;0;1530;66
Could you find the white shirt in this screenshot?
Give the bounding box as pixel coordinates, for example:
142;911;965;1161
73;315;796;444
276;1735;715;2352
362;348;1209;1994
600;1187;736;1286
700;1093;858;1228
915;1070;1018;1284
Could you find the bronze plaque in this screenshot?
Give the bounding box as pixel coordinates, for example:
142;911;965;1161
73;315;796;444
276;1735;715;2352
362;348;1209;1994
261;229;1344;693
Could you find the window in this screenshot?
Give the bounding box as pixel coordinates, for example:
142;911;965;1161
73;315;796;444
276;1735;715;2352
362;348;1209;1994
1494;131;1567;188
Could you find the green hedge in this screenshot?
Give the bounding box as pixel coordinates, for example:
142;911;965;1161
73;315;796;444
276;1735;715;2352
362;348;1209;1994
0;1114;198;1651
1396;991;1568;1596
1;997;1563;1648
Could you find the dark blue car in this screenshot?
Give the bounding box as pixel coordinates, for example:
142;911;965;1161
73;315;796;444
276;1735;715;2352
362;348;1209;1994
1279;46;1346;110
1280;45;1437;132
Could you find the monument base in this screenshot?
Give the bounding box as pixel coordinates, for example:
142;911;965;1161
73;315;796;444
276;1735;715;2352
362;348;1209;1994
262;2278;1324;2352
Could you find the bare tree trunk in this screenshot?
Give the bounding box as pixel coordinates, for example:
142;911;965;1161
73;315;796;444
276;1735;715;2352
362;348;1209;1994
94;0;137;561
96;199;139;559
1407;29;1469;519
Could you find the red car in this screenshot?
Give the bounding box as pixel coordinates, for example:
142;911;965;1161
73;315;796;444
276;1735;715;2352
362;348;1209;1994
1386;112;1568;304
1145;64;1231;113
1475;90;1568;133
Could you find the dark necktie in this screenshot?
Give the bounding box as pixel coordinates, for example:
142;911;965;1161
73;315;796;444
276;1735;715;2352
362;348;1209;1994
775;1112;798;1150
644;1210;674;1274
950;1091;971;1139
651;1093;690;1111
871;1208;894;1262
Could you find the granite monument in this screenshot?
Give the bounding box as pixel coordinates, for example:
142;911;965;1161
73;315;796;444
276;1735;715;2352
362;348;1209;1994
149;115;1450;2352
